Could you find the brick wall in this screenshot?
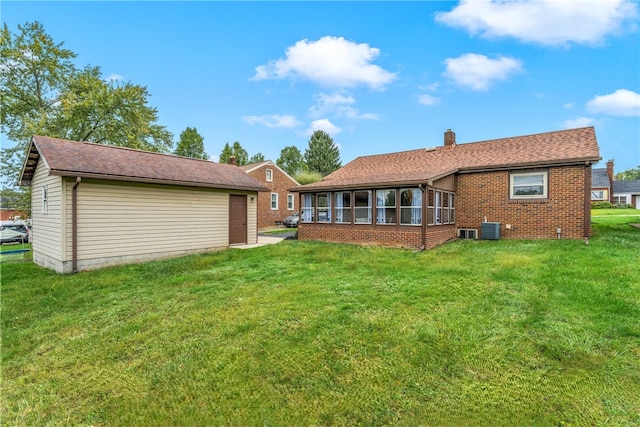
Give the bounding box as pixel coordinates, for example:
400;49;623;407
245;164;299;229
298;223;456;250
456;165;589;240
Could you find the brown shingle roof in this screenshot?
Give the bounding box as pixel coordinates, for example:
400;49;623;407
19;136;269;192
294;127;601;191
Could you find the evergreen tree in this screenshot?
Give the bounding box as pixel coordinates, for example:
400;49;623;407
304;130;341;176
277;145;305;176
175;127;208;159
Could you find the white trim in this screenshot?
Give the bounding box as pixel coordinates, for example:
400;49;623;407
287;194;294;210
266;169;273;182
270;193;278;210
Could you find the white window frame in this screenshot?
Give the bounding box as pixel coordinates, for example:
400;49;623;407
354;190;372;224
316;192;332;223
335;192;352;224
613;195;628;205
270;193;278;210
400;188;422;226
301;194;315;223
510;171;548;199
591;190;607;201
266;169;273;182
42;185;48;214
287;194;294;210
376;189;396;225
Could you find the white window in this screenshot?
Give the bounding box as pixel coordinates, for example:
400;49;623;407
354;191;372;223
42;185;48;214
510;171;548;199
317;192;331;223
287;194;294;210
270;193;278;210
376;189;396;225
591;190;606;201
400;188;422;225
266;169;273;182
335;192;352;223
301;194;315;222
613;195;627;205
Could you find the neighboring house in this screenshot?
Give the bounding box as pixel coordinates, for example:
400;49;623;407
0;196;29;221
19;135;268;273
613;179;640;208
291;127;601;250
239;160;300;229
590;160;613;203
591;160;640;208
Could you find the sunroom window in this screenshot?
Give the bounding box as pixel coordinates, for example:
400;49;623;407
301;194;315;222
317;192;331;223
354;191;372;223
335;192;352;223
400;188;422;225
376;189;396;224
510;171;548;199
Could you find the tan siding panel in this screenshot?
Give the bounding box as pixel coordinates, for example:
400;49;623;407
68;180;231;260
31;161;64;261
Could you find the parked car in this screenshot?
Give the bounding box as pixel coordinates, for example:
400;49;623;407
283;212;299;228
0;228;29;244
0;221;29;243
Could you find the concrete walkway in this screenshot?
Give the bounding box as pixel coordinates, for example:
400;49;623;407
232;231;296;249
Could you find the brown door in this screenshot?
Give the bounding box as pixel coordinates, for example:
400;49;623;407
229;195;247;244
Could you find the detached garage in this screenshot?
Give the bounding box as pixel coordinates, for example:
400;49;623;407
19;136;268;273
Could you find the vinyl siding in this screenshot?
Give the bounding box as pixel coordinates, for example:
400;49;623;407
62;179;235;261
31;160;65;262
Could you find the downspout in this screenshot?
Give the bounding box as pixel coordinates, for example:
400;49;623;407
419;183;427;251
583;163;590;245
72;177;81;273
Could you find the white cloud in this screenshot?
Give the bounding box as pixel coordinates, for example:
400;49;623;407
105;74;124;82
563;117;596;128
418;94;440;106
564;102;575;110
243;114;301;128
435;0;638;46
309;92;355;117
586;89;640;116
303;119;342;137
443;53;523;91
251;36;397;90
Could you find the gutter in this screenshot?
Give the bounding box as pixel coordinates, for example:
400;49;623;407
419;183;427;251
72;177;81;273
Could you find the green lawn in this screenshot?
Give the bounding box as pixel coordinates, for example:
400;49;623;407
2;215;639;426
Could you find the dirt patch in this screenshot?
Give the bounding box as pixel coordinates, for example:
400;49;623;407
630;224;640;229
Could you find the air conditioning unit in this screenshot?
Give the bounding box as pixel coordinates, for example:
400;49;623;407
481;222;501;240
458;228;478;240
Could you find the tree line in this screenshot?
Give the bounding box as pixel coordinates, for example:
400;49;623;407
1;21;340;212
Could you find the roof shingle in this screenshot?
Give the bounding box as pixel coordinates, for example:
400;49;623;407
295;127;601;191
20;136;269;192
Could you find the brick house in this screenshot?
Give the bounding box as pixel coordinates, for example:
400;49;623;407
240;160;300;229
291;127;601;250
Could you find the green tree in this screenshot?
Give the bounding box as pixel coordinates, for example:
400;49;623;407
248;153;265;164
276;145;305;176
615;166;640;180
219;141;248;165
304;130;341;176
174;127;208;160
1;21;173;191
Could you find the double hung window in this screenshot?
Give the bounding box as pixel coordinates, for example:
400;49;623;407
335;192;351;223
400;189;422;225
270;193;278;210
317;193;331;223
301;194;315;222
376;189;396;224
510;171;548;199
287;194;294;210
354;191;372;223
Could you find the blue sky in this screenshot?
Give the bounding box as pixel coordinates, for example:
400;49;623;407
2;1;639;172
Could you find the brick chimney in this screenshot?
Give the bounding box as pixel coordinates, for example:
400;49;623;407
606;160;614;203
229;156;237;166
444;129;456;147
